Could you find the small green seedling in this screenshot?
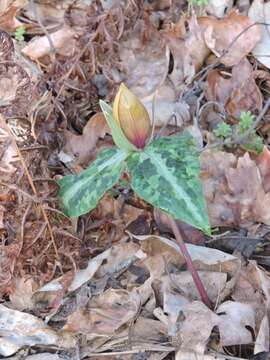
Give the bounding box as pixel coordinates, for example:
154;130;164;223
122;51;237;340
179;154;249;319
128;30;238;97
188;0;209;13
15;25;26;42
213;121;232;139
236;111;254;134
188;0;209;6
214;111;264;153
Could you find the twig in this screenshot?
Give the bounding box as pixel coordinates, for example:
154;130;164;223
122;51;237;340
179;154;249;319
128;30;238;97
19;202;32;255
29;0;56;60
2;116;59;259
24;222;47;250
168;216;212;308
85;348;174;357
45;40;94;123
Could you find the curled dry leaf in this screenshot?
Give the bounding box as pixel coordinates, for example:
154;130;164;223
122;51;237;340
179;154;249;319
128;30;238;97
169;271;227;304
206;0;233;18
95;240;142;278
64;288;140;336
201;150;270;228
141;82;191;127
154;208;205;245
22;26;76;61
199;11;261;66
118;17;188;127
9;277;37;311
24;0;73;26
249;0;270;69
161;272;227;335
134;235;239;278
233;261;270;311
92;193;145;244
18;355;62;360
0;0;27;32
216;301;256;346
0;304;76;356
0;30;14;60
204;57;262;118
131;317;167;343
254;315;269;354
0;205;5;230
34;240;142;309
119;18;169;99
0;115;19;174
61;112;110;166
176;352;228;360
162;15;210;94
175;302;219;354
173;301;258;357
0;62;32;117
256;146;270;193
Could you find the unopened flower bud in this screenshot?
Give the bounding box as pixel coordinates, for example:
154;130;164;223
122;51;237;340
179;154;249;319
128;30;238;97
113;83;151;149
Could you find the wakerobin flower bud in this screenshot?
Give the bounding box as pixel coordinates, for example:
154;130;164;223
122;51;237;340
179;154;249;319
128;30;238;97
113;83;151;149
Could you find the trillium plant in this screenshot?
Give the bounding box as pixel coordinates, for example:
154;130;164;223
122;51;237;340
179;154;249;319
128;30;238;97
58;84;212;307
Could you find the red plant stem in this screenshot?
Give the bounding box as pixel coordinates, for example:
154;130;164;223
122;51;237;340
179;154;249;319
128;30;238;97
168;216;212;309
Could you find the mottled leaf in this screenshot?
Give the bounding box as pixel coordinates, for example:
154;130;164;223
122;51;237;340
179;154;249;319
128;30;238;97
58;147;127;217
99;100;136;152
127;133;210;234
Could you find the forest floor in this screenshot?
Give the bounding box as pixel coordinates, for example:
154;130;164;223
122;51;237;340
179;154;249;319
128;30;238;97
1;1;270;359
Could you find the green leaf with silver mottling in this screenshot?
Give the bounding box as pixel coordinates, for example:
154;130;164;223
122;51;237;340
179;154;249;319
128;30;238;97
58;147;127;217
126;133;211;234
99;100;136;152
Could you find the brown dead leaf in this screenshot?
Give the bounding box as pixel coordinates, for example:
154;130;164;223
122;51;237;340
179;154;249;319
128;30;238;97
24;0;73;26
206;0;233;18
0;205;5;231
119;17;169;99
201;150;270;228
0;304;76;356
117;17;189;128
173;299;264;353
169;271;227;304
233;261;270;311
132;317;167;343
0;115;19;173
95;240;142;279
154;208;205;245
91;193;145;245
0;62;32;118
161;272;227;336
175;302;219;354
0;0;27;32
135;235;239;278
61;112;110;166
199;11;261;66
22;26;76;60
254;315;269;354
205;57;262;119
34;239;142;317
256;146;270;193
9;277;37;311
64;288;140;336
162;15;210;94
176;352;228;360
0;30;14;60
216;301;256;346
141;82;191;127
